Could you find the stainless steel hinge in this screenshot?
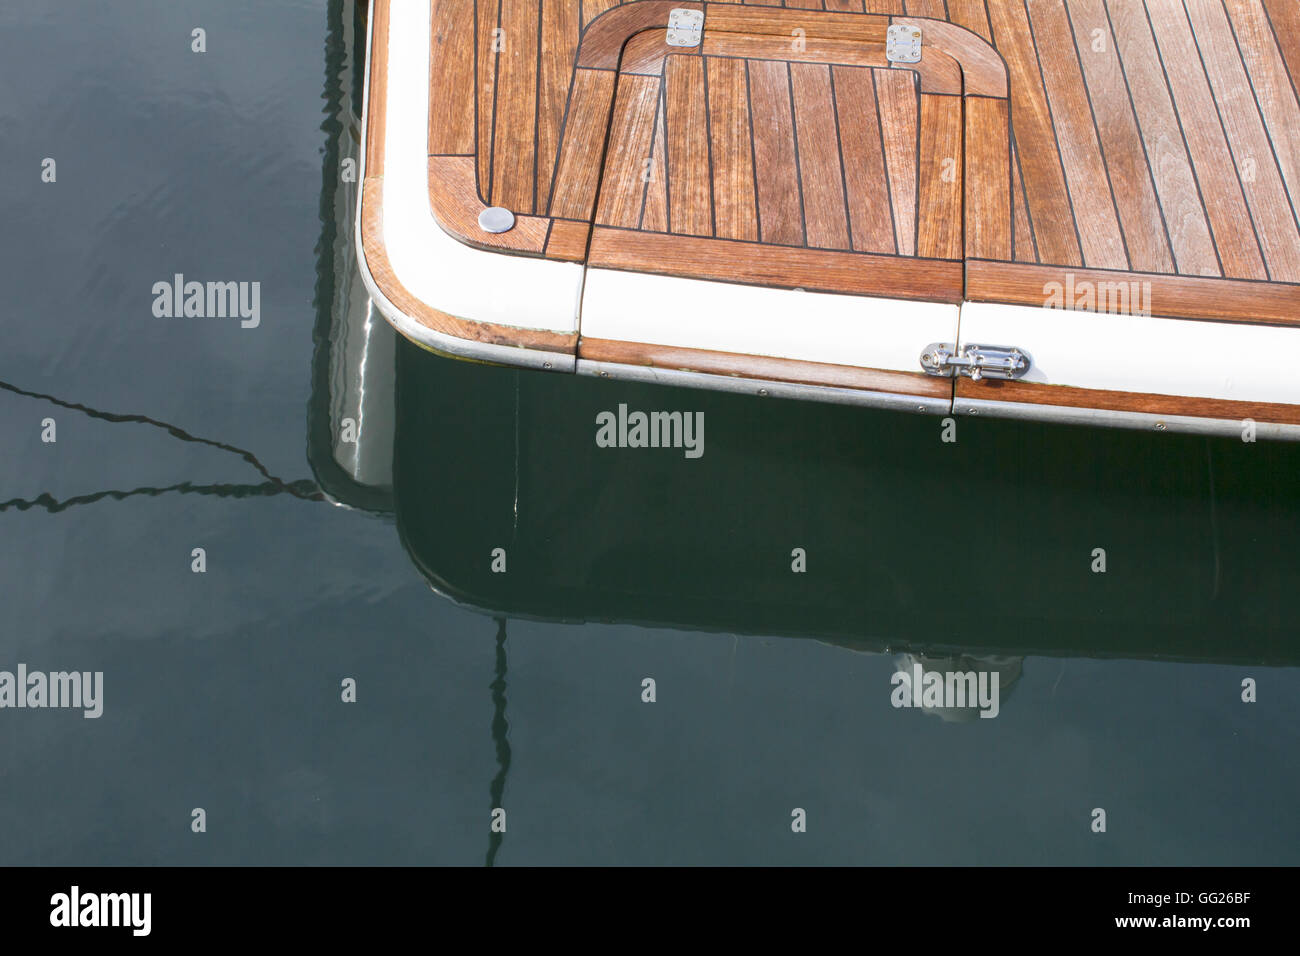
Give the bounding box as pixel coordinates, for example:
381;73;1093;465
666;8;704;47
886;24;922;63
920;343;1032;381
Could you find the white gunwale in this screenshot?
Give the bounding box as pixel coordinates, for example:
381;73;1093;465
355;0;579;373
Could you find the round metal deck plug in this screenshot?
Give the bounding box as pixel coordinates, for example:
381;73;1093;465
478;206;516;234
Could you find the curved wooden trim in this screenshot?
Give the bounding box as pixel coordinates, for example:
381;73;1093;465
572;3;983;97
956;378;1300;427
894;47;962;97
360;175;577;355
578;0;702;70
580;337;953;399
427;155;552;254
892;16;1009;98
619;27;682;76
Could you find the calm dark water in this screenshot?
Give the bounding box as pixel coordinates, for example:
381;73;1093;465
1;0;1297;865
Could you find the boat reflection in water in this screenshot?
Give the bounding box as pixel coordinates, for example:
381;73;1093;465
311;3;1299;727
387;342;1298;670
314;268;1300;688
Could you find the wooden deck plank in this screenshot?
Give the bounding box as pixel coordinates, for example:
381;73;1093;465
536;0;582;214
904;0;948;17
875;70;919;257
664;55;715;237
597;74;662;228
490;0;540;213
706;57;760;241
475;0;501;201
966;96;1013;261
589;228;965;301
1147;0;1267;280
702;34;888;69
548;68;618;218
544;219;591;260
917;94;964;260
705;5;889;42
1261;0;1300;93
967;260;1300;324
987;0;1083;266
1065;0;1174;274
1027;0;1128;270
1011;144;1039;262
790;63;851;250
747;59;805;246
1225;0;1300;239
642;92;670;231
832;65;897;254
582;0;621;29
946;0;993;39
1186;0;1300;281
1105;0;1220;277
430;0;476;155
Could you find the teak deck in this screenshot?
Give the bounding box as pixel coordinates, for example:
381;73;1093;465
359;0;1300;435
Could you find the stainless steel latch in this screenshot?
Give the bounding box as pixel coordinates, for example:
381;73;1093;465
666;9;704;47
920;343;1032;381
